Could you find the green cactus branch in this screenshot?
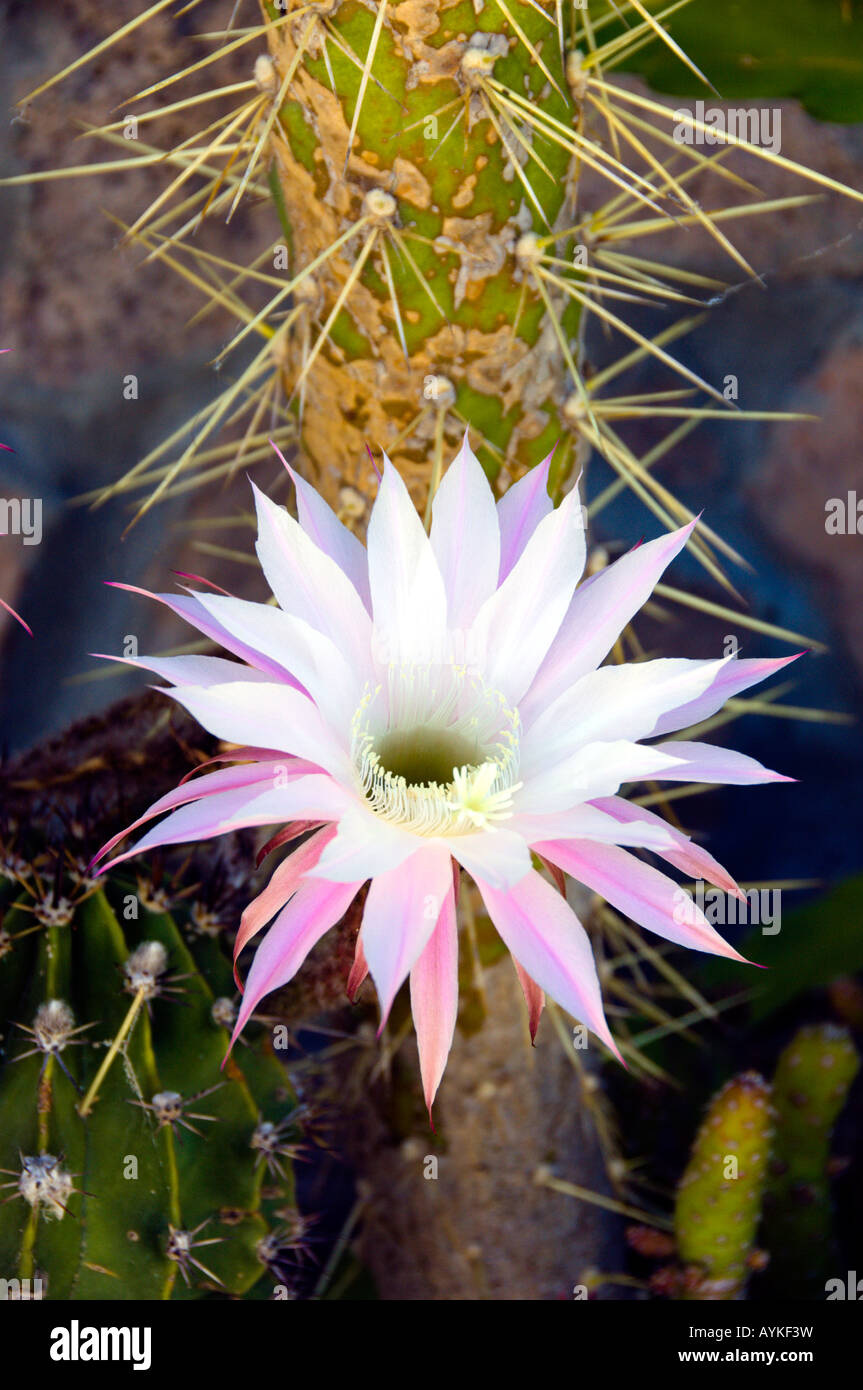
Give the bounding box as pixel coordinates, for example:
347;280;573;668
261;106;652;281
0;881;301;1300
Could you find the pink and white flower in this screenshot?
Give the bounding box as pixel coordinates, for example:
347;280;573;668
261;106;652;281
93;439;795;1112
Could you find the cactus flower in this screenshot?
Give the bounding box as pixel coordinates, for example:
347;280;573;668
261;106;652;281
94;440;794;1110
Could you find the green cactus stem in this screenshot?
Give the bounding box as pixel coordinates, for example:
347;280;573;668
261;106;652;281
674;1071;773;1300
763;1023;860;1298
0;883;301;1300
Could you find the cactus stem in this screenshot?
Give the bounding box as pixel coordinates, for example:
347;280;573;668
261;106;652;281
77;986;146;1118
343;0;390;177
288;224;379;404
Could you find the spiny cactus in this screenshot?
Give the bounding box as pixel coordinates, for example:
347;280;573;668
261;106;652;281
0;874;302;1300
673;1071;773;1300
763;1023;860;1298
10;0;862;585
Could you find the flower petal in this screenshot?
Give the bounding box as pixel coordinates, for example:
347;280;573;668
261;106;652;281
366;455;448;666
651;740;793;784
521;657;730;777
280;451;371;610
444;827;532;891
476;870;622;1060
520;521;696;723
106;583;302;684
650;654;803;737
512;958;544;1042
234;825;338;971
515;739;686;815
231;877;362;1042
430;433;500;628
410;882;459;1118
536;838;749;962
346;931;369;1002
252;481;372;676
509;801;678;850
101;774;350;870
470;484;586;703
496;448;554;582
92;760;293;868
164;681;354;781
590;795;744;899
361;843;454;1024
190;591;361;730
308;803;420;882
92;650;273;689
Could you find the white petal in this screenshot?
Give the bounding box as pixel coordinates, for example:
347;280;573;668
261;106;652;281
444;826;533;890
191;591;360;730
520;657;730;778
520;521;695;722
496;448;554;581
252;481;372;677
651;740;793;784
650;654;802;737
108;584;301;683
366;456;448;667
509;802;678;849
96;651;273;688
514;739;686;814
430;434;500;628
165;682;354;782
285;458;371;610
470;484;586;703
308;803;420;882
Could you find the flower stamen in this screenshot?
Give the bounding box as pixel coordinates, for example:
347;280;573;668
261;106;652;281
351;665;521;836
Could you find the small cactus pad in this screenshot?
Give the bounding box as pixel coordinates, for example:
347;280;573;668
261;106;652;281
674;1071;773;1300
764;1024;860;1296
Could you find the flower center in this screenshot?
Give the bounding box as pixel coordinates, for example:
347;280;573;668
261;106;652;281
351;665;521;836
374;726;480;788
